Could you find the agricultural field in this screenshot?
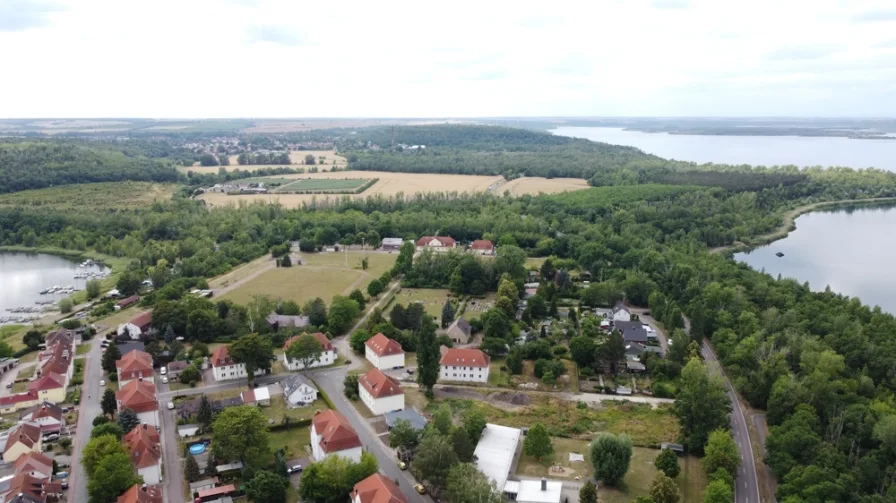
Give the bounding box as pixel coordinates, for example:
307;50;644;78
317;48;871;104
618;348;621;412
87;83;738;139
180;150;347;174
500;177;590;196
275;178;371;193
219;251;396;306
392;288;453;318
198;171;504;208
0;182;176;210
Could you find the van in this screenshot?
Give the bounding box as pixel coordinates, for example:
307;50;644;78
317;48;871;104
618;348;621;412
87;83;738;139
160;367;167;376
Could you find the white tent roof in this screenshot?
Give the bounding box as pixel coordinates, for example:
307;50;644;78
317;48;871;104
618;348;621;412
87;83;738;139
254;386;271;402
474;423;522;490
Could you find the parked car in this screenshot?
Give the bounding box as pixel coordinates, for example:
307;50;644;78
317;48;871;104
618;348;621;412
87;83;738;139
99;380;105;386
287;464;303;474
61;481;69;490
5;383;11;389
57;462;70;469
167;402;175;410
407;368;415;374
55;472;69;479
414;484;426;494
162;376;169;384
398;461;407;470
43;434;60;442
160;366;167;376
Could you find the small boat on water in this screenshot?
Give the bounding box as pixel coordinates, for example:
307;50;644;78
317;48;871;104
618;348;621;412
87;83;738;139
775;252;784;257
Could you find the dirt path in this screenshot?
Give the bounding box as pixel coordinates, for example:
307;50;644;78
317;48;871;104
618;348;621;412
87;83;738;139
340;269;370;296
711;197;896;254
211;256;277;297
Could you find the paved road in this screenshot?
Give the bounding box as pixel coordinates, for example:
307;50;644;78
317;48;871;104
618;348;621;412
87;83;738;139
68;335;105;503
157;377;185;503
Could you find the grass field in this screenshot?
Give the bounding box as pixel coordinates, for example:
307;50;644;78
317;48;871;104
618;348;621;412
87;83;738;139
261;396;329;424
208;255;275;290
268;426;311;460
0;182;176;210
393;288;453;318
180;150;347;174
487;359;578;391
276;178;371;193
220;252;396;307
500;177;590;196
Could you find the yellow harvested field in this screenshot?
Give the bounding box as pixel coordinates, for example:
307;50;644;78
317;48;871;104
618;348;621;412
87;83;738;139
180;150;347;174
500;177;590;196
198;171;504;208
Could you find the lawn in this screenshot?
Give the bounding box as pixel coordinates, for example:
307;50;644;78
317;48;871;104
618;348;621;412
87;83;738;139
208;255;276;290
17;366;35;379
598;448;707;503
517;437;594;480
277;178;371;193
268;426;311;460
12;382;26;393
76;344;91;356
486;359;578;392
261;396;329;424
392;288;453;318
232;177;297;186
405;388;429;411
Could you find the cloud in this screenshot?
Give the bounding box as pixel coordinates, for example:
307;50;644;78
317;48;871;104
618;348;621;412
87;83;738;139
876;38;896;48
651;0;690;9
853;9;896;22
0;0;62;32
766;46;836;61
244;24;313;46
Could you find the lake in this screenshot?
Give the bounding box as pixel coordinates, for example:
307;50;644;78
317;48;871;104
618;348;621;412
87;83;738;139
0;252;109;325
552;126;896;171
734;205;896;314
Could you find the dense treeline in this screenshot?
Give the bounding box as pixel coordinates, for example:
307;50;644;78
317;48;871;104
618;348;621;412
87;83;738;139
0;141;181;193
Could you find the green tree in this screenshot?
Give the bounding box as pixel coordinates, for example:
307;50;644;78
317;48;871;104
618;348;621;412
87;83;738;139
303;297;328;327
649;473;681;503
117;408;140;434
579;480;598;503
285;333;324;370
432;404;454;435
394;241;415;274
185;454;201;482
343;374;360;400
703;430;740;480
570;336;595;367
247;470;287;503
412;433;459;491
349;329;373;353
299;452;378;503
673;358;731;453
86;278;102;299
305;154;316;165
655;448;681;478
701;480;734;503
367;278;385;297
102;343;121;373
416;316;440;394
441;300;456;328
212;406;271;468
452;427;476;462
87;452;141;503
179;364;201;385
446;462;504;503
524;423;554;459
81;434;129;477
101;389;117;418
389;419;420;450
495;245;527;281
91;422;123;440
462;408;487;443
116;270;142;296
229;333;274;385
349;289;366;308
327;296;360;334
197;394;214;426
23;330;44;351
590;433;633;486
58;297;73;313
204;452;216;476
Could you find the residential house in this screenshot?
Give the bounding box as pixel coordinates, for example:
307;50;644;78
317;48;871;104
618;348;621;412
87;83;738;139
415;236;456;252
380;238;404;252
210;346;264;382
612;301;631;322
116;379;159;427
18;403;65;435
25;373;65;404
241;386;271;407
0;392;40;414
116;350;154;389
444;317;473;344
37;338;73;385
124;424;162;485
282;332;336;371
211;396;244;412
115;295;140;310
1;472;63;503
470;239;495;255
117;312;153;340
439;348;490;383
358;368;404;416
364;333;404;370
351;473;408;503
1;423;42;463
166;360;188;381
384;409;427;432
116;484;163;503
12;452;53;480
310;410;362;462
266;313;310;332
614;321;648;345
282;374;318;406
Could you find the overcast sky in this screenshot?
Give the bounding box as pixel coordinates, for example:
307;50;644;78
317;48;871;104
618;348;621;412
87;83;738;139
2;0;896;118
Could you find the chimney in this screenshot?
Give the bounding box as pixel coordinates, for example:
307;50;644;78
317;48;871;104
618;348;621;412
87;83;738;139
541;478;547;491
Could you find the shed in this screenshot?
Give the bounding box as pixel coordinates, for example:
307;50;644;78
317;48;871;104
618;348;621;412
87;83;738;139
178;424;200;438
384;409;428;431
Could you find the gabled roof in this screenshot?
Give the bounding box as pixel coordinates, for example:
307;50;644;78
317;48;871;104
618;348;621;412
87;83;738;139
123;424;161;469
448;317;472;337
20;402;64;422
116;484;163;503
471;239;494;250
284;332;334;352
267;313;310;329
359;368;403;399
116;295;140;308
614;321;648;344
241;386;270;404
415;236;456;247
352;473;409;503
210;346;234;367
3;422;41;456
5;472;55;502
116;379;158;413
282;374;317;397
613;301;630;313
312;409;362;453
365;333;403;357
13;451;53;477
116;349;154;375
130;311;153;330
166;360;188;372
0;391;39;407
439;348;490;368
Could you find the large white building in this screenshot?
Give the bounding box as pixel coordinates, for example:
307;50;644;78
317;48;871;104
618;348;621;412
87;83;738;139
210;346;265;382
124;423;162;485
358;368;405;416
282;332;337;371
612;301;632;322
415;236;457;253
474;423;522;491
439;348;490;383
310;410;363;463
365;333;405;370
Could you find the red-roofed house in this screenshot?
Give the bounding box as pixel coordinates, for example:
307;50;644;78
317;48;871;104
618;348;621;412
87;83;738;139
196;484;236;501
124;423;162;484
116;379;159;427
210;346;264;382
439;348;490;383
415;236;457;252
115;295;140;310
4;472;63;502
283;332;337;371
117;311;153;340
0;391;40;414
364;333;404;370
470;239;495;255
13;451;53;479
26;372;66;404
1;422;42;463
310;410;362;462
116;350;154;389
358;368;404;415
19;402;65;435
116;484;163;503
351;473;409;503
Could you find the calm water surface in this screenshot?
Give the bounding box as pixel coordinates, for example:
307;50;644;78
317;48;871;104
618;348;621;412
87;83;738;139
734;205;896;314
552;126;896;171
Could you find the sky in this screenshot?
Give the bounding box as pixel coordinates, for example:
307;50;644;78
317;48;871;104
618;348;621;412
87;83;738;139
2;0;896;118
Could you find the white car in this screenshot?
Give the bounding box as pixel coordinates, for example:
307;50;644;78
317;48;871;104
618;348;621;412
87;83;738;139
160;367;167;376
167;402;175;410
99;380;105;386
162;377;168;384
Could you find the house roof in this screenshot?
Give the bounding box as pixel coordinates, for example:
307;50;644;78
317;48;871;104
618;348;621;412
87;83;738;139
614;321;648;344
352;473;409;503
116;379;158;413
513;479;563;503
116;295;140;308
384;409;428;431
13;451;53;477
359;368;403;399
124;424;161;469
130;312;153;329
210;346;233;367
474;424;522;491
0;391;39;407
116;484;163;503
20;402;64;423
3;422;41;456
267;313;310;329
440;348;490;368
448;317;472;337
312;409;362;454
381;238;403;246
116;349;154;375
26;372;65;393
415;236;456;247
166;361;188;372
365;333;403;357
471;239;494;250
197;484;236;499
282;374;317;397
5;473;55;502
284;332;334;352
613;301;630;314
241;386;270;404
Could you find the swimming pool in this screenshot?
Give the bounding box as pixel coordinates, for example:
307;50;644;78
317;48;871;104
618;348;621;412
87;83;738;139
189;443;206;455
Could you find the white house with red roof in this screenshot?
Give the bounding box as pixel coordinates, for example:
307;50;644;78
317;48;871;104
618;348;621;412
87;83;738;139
352;473;409;503
117;311;153;340
0;422;43;463
116;350;154;389
364;333;404;370
116;378;159;427
358;368;405;416
116;484;163;503
282;332;337;371
124;423;162;484
210;345;264;382
19;402;65;435
470;239;495;255
439;348;490;383
415;236;457;253
310;409;362;463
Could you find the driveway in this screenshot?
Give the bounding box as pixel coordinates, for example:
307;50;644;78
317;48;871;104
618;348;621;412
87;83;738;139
0;361;37;396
